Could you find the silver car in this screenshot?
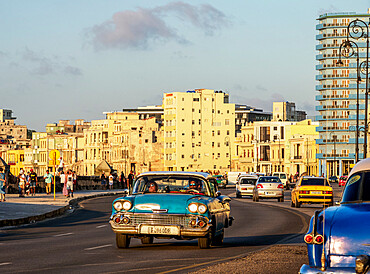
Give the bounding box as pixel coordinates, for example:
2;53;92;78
253;176;284;202
235;175;258;198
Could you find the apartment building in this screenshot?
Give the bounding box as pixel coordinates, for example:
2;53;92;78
236;119;319;175
316;10;370;176
163;89;235;172
272;102;307;122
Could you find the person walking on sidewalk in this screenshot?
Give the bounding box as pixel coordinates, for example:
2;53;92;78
18;169;26;197
128;170;134;190
66;170;74;198
101;172;107;190
60;171;68;197
29;169;37;196
0;167;6;202
43;170;53;195
120;171;126;189
108;173;114;190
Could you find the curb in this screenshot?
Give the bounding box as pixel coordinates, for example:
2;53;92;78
0;191;124;228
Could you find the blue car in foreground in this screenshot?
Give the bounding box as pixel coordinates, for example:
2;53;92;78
109;171;233;249
300;158;370;273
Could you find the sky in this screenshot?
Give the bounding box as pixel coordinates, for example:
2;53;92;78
1;0;370;131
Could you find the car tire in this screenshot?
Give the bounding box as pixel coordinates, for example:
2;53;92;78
141;236;154;244
290;199;294;207
295;199;301;208
116;233;131;248
279;197;284;202
212;229;224;246
198;234;212;249
254;195;259;202
236;192;241;198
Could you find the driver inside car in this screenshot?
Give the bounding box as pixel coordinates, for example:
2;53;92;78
147;181;158;193
187;180;202;192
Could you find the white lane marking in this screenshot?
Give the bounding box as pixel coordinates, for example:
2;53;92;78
54;232;74;237
96;225;107;229
84;244;112;251
0;262;12;266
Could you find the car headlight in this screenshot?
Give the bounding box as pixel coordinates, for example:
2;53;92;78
122;200;132;211
113;201;123;211
198;204;207;214
188;203;198;213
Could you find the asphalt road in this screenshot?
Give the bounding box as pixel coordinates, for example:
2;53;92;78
0;187;334;274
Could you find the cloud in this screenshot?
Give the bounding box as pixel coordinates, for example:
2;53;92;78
20;48;82;76
87;2;229;50
64;66;82;76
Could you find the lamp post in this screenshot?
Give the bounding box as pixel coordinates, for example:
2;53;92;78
338;19;370;161
252;135;260;172
224;136;232;171
273;134;281;172
328;132;337;176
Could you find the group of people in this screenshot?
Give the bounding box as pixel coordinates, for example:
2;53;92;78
17;168;38;197
100;170;135;190
59;170;77;198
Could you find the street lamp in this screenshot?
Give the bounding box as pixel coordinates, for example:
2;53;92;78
273;134;281;172
338;19;370;161
252;135;260;172
224;136;232;171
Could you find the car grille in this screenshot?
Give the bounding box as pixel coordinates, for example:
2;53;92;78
123;214;194;228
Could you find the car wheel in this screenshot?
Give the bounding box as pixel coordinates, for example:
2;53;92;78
198;234;212;249
254;195;259;202
279;197;284;202
212;229;224;246
141;236;154;244
290;199;294;207
236;192;241;198
295;200;301;208
116;233;131;248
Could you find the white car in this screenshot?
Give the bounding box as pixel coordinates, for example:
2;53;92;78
272;172;289;189
235;175;258;198
253;176;284;202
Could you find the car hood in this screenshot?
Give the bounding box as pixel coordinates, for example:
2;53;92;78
131;194;206;214
329;203;370;258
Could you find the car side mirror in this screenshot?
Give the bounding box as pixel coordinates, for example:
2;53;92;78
215;191;221;197
335;200;341;205
124;189;129;195
222;196;231;203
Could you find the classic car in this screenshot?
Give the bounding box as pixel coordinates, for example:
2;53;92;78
212;174;227;189
252;176;284;202
235;174;258;198
339;175;348;187
300;158;370;273
291;176;333;208
109;171;233;249
328;175;339;184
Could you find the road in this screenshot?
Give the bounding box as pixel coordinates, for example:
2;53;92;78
0;186;341;273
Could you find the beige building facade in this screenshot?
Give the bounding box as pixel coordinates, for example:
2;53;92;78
163;89;235;172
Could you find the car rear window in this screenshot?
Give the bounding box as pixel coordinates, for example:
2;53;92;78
258;177;280;183
342;172;370;203
240;178;257;185
300;178;328;186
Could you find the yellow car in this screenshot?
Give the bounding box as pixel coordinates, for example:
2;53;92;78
291;176;333;208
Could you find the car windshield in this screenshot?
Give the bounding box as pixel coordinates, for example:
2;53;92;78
240;178;257;185
300;178;328;186
258;176;280;183
132;175;210;196
342;171;370;203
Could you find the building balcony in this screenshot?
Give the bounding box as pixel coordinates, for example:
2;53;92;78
316;153;356;159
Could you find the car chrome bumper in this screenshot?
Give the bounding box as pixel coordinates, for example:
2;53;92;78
109;213;212;237
300;264;354;273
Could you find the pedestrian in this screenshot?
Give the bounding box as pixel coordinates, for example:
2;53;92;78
108;172;114;190
60;171;68;196
72;171;77;191
120;171;125;189
128;170;134;189
43;170;53;195
25;171;31;196
101;172;107;190
29;169;37;196
66;170;74;198
0;167;6;202
18;169;26;197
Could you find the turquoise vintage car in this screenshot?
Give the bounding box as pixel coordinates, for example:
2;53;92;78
109;171;233;249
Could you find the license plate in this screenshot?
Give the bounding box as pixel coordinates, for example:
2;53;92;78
140;225;180;235
265;192;275;195
311;191;321;194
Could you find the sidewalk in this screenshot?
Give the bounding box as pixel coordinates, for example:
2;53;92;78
0;190;125;227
